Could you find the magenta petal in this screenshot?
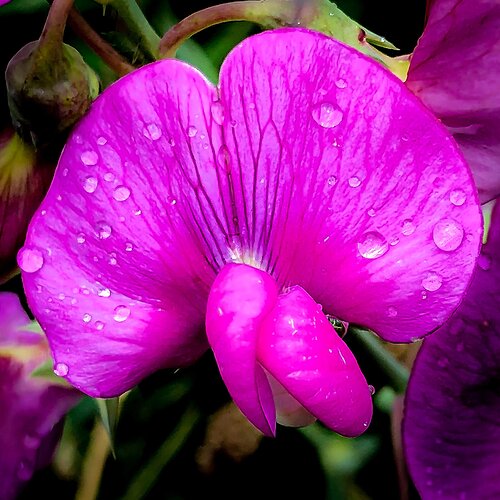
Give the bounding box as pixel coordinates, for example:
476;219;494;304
0;293;80;500
219;28;482;342
206;263;277;436
403;205;500;498
406;0;500;203
257;286;372;437
19;59;230;397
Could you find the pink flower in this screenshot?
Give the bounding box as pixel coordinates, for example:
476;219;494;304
19;28;482;436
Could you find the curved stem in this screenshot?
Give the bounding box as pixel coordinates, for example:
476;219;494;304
110;0;160;60
39;0;74;50
159;1;281;58
67;8;135;76
349;326;410;393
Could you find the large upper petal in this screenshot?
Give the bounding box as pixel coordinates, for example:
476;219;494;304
22;28;482;397
403;204;500;499
218;28;482;342
406;0;500;203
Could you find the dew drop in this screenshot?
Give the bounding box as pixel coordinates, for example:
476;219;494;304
187;125;198;138
125;242;133;252
348;176;361;188
422;272;442;292
211;101;224;125
311;102;343;128
113;185;131;202
76;233;86;244
83;176;98;193
95;321;105;331
103;172;114;182
217;145;231;171
357;231;388;259
96;222;112;239
108;253;117;266
81;151;98;165
18;247;44;273
83;313;92;323
97;288;111;297
57;293;65;301
54;362;69;376
401;219;416;236
368;385;376;395
449;189;466;206
478;254;491;270
433;219;464;251
134;209;142;216
62;168;68;177
389;237;400;246
335;78;347;89
97;136;107;146
387;306;398;318
113;305;130;322
143;123;162;141
327;175;337;186
367;208;376;217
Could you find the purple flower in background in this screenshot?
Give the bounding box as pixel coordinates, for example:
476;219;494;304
0;128;54;283
0;0;11;6
19;29;482;436
0;292;81;500
403;203;500;499
406;0;500;203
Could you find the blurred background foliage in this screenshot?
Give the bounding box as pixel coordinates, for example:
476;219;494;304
1;1;424;498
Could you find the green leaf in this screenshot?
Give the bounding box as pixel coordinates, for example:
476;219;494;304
95;396;121;457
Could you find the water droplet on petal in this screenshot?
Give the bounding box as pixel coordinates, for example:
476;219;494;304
357;231;388;259
81;151;98;165
187;125;197;138
58;293;65;300
18;247;44;273
62;168;69;177
125;242;133;252
348;176;361;188
134;209;142;216
367;208;376;217
368;385;376;395
54;362;69;376
335;78;347;89
389;237;400;246
95;321;105;331
83;313;92;323
143;123;162;140
478;254;491;270
312;102;343;128
422;272;442;292
387;306;398;318
327;175;337;186
433;219;464;251
217;145;231;171
83;176;98;193
449;189;466;206
401;219;416;236
113;185;131;202
96;222;112;239
98;288;111;297
113;305;130;322
211;101;224;125
97;136;107;145
104;172;114;182
108;253;117;266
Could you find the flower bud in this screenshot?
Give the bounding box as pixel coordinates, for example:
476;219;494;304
5;41;99;150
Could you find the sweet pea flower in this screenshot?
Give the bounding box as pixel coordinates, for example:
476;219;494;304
0;292;81;500
403;203;500;499
19;29;482;437
0;128;54;283
406;0;500;203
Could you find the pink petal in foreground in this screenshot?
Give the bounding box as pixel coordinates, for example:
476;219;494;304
257;286;373;437
403;204;500;498
206;264;277;436
406;0;500;203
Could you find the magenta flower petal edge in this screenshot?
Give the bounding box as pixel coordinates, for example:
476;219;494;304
403;203;500;499
406;0;500;203
19;28;482;434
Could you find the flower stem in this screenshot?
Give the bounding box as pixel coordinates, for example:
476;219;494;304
38;0;74;50
122;404;200;500
109;0;160;60
349;326;410;393
159;1;282;58
67;8;135;76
